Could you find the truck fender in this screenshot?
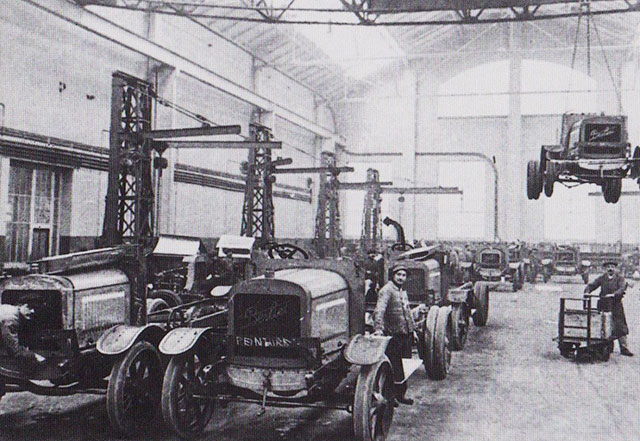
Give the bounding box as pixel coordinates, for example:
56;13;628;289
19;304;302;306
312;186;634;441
343;334;391;366
97;324;165;356
159;327;213;356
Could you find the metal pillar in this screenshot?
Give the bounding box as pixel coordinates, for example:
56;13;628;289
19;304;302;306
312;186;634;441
241;124;275;248
314;151;343;258
360;168;383;253
103;71;154;326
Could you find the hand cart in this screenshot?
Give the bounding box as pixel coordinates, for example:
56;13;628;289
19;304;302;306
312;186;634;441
554;294;615;361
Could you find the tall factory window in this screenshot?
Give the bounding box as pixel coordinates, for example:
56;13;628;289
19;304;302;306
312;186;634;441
5;162;62;262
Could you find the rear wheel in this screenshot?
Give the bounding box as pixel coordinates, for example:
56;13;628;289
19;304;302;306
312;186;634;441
162;348;214;439
472;283;489;327
450;304;469;351
430;307;452;380
527;160;540;200
106;341;163;437
353;359;394;441
544;161;555;197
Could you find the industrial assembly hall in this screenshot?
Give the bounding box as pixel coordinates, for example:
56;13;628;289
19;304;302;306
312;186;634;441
2;1;640;440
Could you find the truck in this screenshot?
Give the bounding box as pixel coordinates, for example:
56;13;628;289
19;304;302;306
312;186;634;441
527;113;640;204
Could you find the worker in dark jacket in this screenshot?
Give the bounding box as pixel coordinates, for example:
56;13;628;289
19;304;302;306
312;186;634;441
373;262;415;405
0;304;46;398
584;261;633;356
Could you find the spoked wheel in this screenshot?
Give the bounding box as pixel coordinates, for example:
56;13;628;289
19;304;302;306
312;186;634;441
472;282;489;327
421;305;439;377
162;348;214;439
107;341;163;437
267;243;309;260
544;161;554;197
353;359;395;441
450;304;469;351
430;307;452;380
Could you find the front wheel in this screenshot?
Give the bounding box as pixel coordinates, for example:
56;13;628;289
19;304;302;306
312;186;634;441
430;307;452;380
162;349;215;439
106;341;163;437
353;359;395;441
544;161;555;197
527;160;542;200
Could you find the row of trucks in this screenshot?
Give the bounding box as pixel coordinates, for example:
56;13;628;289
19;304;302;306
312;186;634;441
0;236;491;441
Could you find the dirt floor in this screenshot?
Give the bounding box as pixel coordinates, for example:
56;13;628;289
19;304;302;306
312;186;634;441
1;280;638;441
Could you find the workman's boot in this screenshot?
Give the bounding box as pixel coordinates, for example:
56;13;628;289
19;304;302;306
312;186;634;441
396;396;414;405
621;348;634;357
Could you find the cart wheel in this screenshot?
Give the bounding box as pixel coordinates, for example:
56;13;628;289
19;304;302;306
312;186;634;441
421;306;439;377
598;344;611;362
450;304;469;351
162;348;214;439
430;307;452;381
353;358;394;441
472;283;489;327
106;341;163;437
559;342;574;359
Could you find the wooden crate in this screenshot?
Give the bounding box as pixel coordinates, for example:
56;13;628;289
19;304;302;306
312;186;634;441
563;310;613;339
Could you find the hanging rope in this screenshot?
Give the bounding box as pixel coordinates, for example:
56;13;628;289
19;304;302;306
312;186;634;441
590;15;623;111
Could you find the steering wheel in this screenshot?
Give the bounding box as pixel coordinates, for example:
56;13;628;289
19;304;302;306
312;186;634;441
391;242;414;252
167;307;187;330
267;243;309;260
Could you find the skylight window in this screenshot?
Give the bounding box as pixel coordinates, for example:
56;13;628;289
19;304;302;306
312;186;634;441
289;0;404;79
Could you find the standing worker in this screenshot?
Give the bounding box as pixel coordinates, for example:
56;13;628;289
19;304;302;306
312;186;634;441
584;261;633;356
373;262;415;405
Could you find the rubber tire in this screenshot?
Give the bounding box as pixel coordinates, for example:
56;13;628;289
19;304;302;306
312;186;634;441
544;161;555;197
527;160;537;200
106;341;163;437
149;289;183;308
450;304;469;351
598;344;611;362
162;349;214;439
422;306;440;377
609;179;622;204
430;307;452;381
535;160;543;199
147;298;170;314
353;359;394;441
559;343;574;359
472;283;489;327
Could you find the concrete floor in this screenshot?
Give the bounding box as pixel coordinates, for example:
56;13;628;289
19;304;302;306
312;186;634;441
1;280;638;441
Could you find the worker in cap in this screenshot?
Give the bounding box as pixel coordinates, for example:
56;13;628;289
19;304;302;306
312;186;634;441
584;260;633;356
373;261;415;405
364;249;384;304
